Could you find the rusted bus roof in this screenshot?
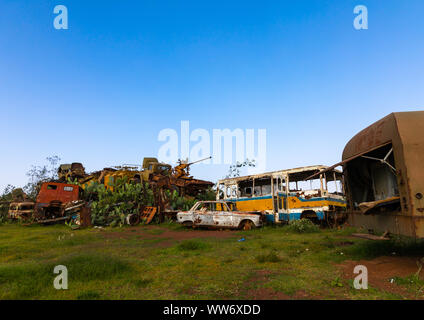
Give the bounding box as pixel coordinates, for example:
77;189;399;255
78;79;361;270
342;111;424;160
305;141;393;180
310;112;424;180
218;165;343;185
343;113;395;160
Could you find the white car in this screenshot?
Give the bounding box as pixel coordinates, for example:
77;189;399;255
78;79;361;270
177;201;263;230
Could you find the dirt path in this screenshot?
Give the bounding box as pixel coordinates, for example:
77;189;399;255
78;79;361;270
242;270;320;300
336;256;424;298
100;225;238;247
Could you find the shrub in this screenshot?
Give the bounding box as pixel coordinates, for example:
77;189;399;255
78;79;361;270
287;219;320;233
86;178;154;227
0;185;15;225
0;204;8;225
165;190;197;211
86;178;208;227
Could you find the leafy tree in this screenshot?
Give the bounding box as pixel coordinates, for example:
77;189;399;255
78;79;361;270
0;184;19;224
195;187;216;201
225;158;256;178
23;155;61;199
0;184;16;202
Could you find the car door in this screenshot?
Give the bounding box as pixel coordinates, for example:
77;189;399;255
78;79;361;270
212;203;233;227
193;203;214;226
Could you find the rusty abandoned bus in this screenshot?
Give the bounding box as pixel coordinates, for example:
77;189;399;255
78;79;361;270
217;165;347;225
310;111;424;238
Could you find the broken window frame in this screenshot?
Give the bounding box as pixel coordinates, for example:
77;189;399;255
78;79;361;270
343;143;400;211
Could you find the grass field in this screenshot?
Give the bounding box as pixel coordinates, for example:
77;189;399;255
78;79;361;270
1;222;424;300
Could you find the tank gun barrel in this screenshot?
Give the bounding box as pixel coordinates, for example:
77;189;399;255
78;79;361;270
187;156;212;166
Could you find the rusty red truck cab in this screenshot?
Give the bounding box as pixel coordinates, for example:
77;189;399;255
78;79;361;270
35;182;81;220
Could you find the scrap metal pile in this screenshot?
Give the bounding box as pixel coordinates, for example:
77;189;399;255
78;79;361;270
7;157;214;228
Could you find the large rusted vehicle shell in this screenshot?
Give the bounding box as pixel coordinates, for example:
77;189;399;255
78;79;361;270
34;182;82;220
58;163;86;182
335;111;424;238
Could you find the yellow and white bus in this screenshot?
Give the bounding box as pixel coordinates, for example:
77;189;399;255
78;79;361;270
216;165;346;223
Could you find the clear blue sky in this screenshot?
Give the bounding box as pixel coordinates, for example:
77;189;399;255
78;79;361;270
1;0;423;191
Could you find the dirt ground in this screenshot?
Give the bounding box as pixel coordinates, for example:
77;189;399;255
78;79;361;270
243;270;320;300
336;256;424;298
101;226;424;299
101;225;238;247
243;270;289;299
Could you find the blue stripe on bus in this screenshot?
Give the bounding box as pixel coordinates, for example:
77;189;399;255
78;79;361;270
278;211;325;221
231;194;346;204
264;212;330;222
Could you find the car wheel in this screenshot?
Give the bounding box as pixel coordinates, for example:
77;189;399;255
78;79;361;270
126;213;140;226
183;221;193;228
241;220;254;231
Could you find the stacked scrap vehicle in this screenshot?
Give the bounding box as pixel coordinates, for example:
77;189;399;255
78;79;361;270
52;157;214;225
7;182;89;226
8;201;34;220
58;162;86;182
7;157;213;226
75;157;213;196
7;188;34;220
33;181;87;225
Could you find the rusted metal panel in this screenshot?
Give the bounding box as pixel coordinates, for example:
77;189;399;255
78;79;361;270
34;182;82;221
351;233;390;241
343;111;424;238
140;206;157;224
347;211;424;238
342;114;396;160
36;182;80;205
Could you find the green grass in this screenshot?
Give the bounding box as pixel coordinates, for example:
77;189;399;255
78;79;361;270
255;251;282;263
77;290;102;300
391;275;424;298
177;239;210;251
0;222;423;299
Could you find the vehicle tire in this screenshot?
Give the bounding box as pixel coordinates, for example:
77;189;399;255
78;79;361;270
183;221;193;228
126;214;140;226
240;220;254;231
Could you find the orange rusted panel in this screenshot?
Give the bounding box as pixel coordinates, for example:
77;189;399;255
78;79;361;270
36;182;80;205
141;206;157;224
